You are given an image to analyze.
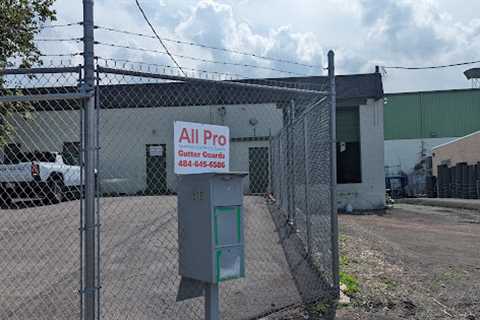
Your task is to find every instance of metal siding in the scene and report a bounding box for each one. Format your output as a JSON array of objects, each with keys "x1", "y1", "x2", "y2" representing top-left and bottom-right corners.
[
  {"x1": 384, "y1": 94, "x2": 421, "y2": 140},
  {"x1": 385, "y1": 90, "x2": 480, "y2": 140},
  {"x1": 421, "y1": 91, "x2": 480, "y2": 138}
]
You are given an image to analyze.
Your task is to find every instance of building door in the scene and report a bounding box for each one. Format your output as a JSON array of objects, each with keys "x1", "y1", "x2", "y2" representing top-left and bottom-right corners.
[
  {"x1": 146, "y1": 144, "x2": 167, "y2": 195},
  {"x1": 248, "y1": 147, "x2": 269, "y2": 193}
]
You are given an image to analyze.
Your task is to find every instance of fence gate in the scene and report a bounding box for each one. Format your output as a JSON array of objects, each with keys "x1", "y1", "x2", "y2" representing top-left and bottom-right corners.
[{"x1": 0, "y1": 66, "x2": 87, "y2": 319}]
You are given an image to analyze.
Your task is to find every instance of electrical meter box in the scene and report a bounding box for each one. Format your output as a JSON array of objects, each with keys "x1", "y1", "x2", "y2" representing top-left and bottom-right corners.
[{"x1": 178, "y1": 172, "x2": 247, "y2": 284}]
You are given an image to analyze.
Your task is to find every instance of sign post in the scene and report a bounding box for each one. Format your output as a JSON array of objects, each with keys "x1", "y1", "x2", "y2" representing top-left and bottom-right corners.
[{"x1": 175, "y1": 121, "x2": 246, "y2": 320}]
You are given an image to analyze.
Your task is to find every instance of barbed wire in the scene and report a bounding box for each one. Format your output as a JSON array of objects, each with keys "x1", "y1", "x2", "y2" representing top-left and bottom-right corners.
[
  {"x1": 39, "y1": 22, "x2": 83, "y2": 30},
  {"x1": 94, "y1": 41, "x2": 309, "y2": 76},
  {"x1": 95, "y1": 57, "x2": 327, "y2": 91},
  {"x1": 40, "y1": 53, "x2": 83, "y2": 57},
  {"x1": 94, "y1": 25, "x2": 323, "y2": 69},
  {"x1": 35, "y1": 37, "x2": 83, "y2": 42},
  {"x1": 96, "y1": 57, "x2": 249, "y2": 79}
]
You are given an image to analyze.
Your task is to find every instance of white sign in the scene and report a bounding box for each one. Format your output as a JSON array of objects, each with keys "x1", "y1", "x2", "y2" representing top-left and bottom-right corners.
[
  {"x1": 149, "y1": 145, "x2": 163, "y2": 157},
  {"x1": 174, "y1": 121, "x2": 229, "y2": 174}
]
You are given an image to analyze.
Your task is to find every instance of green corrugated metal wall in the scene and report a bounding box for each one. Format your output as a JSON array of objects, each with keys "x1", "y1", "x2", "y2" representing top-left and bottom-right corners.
[{"x1": 384, "y1": 89, "x2": 480, "y2": 140}]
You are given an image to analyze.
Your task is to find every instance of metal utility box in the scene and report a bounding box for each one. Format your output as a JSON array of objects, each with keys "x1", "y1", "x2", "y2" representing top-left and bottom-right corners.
[{"x1": 178, "y1": 172, "x2": 247, "y2": 284}]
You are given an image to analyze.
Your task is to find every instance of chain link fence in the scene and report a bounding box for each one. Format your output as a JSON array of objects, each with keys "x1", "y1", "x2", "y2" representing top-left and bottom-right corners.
[
  {"x1": 95, "y1": 60, "x2": 337, "y2": 319},
  {"x1": 1, "y1": 53, "x2": 337, "y2": 319},
  {"x1": 0, "y1": 66, "x2": 85, "y2": 319},
  {"x1": 269, "y1": 70, "x2": 338, "y2": 301}
]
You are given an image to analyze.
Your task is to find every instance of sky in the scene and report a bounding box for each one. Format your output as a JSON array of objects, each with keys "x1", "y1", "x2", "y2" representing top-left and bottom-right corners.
[{"x1": 37, "y1": 0, "x2": 480, "y2": 93}]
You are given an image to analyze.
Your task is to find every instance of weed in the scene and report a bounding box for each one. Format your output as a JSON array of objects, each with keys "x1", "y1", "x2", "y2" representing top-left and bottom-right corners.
[
  {"x1": 340, "y1": 255, "x2": 349, "y2": 267},
  {"x1": 340, "y1": 271, "x2": 360, "y2": 296},
  {"x1": 307, "y1": 300, "x2": 335, "y2": 317}
]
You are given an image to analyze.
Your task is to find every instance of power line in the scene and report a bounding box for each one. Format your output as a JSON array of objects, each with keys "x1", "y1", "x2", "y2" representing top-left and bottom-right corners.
[
  {"x1": 383, "y1": 60, "x2": 480, "y2": 70},
  {"x1": 94, "y1": 25, "x2": 323, "y2": 69},
  {"x1": 134, "y1": 0, "x2": 186, "y2": 76},
  {"x1": 95, "y1": 41, "x2": 308, "y2": 76}
]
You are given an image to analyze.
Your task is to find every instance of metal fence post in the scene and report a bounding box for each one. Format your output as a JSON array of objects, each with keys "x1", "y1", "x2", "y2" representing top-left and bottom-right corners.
[
  {"x1": 279, "y1": 136, "x2": 284, "y2": 208},
  {"x1": 79, "y1": 67, "x2": 85, "y2": 320},
  {"x1": 328, "y1": 50, "x2": 339, "y2": 293},
  {"x1": 268, "y1": 129, "x2": 273, "y2": 195},
  {"x1": 285, "y1": 110, "x2": 291, "y2": 222},
  {"x1": 303, "y1": 116, "x2": 311, "y2": 256},
  {"x1": 95, "y1": 65, "x2": 101, "y2": 320},
  {"x1": 82, "y1": 0, "x2": 97, "y2": 319},
  {"x1": 288, "y1": 100, "x2": 296, "y2": 227}
]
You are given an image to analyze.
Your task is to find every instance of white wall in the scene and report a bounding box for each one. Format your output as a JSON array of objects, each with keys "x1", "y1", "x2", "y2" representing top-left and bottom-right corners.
[
  {"x1": 384, "y1": 137, "x2": 456, "y2": 176},
  {"x1": 7, "y1": 99, "x2": 387, "y2": 210},
  {"x1": 9, "y1": 103, "x2": 282, "y2": 194},
  {"x1": 337, "y1": 98, "x2": 386, "y2": 210}
]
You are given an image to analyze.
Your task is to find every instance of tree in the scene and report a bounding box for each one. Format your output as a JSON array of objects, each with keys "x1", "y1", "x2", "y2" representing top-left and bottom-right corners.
[
  {"x1": 0, "y1": 0, "x2": 57, "y2": 69},
  {"x1": 0, "y1": 1, "x2": 57, "y2": 147}
]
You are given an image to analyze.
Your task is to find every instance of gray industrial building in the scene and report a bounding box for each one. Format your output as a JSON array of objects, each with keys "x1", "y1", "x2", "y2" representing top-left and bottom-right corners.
[{"x1": 3, "y1": 72, "x2": 385, "y2": 210}]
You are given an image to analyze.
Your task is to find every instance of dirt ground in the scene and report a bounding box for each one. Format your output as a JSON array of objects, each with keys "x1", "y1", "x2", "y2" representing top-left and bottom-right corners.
[
  {"x1": 337, "y1": 203, "x2": 480, "y2": 320},
  {"x1": 4, "y1": 197, "x2": 479, "y2": 319}
]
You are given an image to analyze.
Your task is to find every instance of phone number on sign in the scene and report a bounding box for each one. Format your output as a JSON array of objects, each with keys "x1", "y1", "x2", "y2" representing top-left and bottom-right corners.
[{"x1": 177, "y1": 160, "x2": 225, "y2": 168}]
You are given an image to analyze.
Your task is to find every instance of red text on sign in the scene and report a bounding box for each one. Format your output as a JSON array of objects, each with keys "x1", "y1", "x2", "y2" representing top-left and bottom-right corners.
[{"x1": 203, "y1": 129, "x2": 227, "y2": 146}]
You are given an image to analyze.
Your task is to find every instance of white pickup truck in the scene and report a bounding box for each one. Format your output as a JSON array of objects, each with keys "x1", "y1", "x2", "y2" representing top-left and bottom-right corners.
[{"x1": 0, "y1": 151, "x2": 81, "y2": 205}]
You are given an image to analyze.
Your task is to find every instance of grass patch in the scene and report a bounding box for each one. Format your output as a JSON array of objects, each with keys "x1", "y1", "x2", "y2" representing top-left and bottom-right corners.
[
  {"x1": 339, "y1": 234, "x2": 348, "y2": 243},
  {"x1": 431, "y1": 268, "x2": 464, "y2": 289},
  {"x1": 307, "y1": 302, "x2": 329, "y2": 315},
  {"x1": 306, "y1": 300, "x2": 336, "y2": 318},
  {"x1": 340, "y1": 271, "x2": 360, "y2": 296},
  {"x1": 340, "y1": 255, "x2": 349, "y2": 267}
]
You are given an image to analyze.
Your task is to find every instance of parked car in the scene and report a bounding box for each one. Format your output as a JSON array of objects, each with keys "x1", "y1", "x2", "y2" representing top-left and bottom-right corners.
[{"x1": 0, "y1": 151, "x2": 81, "y2": 205}]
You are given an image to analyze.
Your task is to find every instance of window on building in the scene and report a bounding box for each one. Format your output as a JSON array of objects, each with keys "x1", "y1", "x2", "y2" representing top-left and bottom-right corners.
[
  {"x1": 336, "y1": 107, "x2": 361, "y2": 183},
  {"x1": 63, "y1": 142, "x2": 80, "y2": 165}
]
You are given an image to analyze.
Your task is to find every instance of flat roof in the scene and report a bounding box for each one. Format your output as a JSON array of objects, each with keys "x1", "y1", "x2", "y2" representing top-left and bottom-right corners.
[
  {"x1": 386, "y1": 87, "x2": 479, "y2": 96},
  {"x1": 432, "y1": 130, "x2": 480, "y2": 150},
  {"x1": 464, "y1": 68, "x2": 480, "y2": 80}
]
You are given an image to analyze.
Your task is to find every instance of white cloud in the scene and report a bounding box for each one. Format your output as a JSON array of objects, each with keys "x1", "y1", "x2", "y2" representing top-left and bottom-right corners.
[
  {"x1": 35, "y1": 0, "x2": 480, "y2": 91},
  {"x1": 174, "y1": 0, "x2": 325, "y2": 77}
]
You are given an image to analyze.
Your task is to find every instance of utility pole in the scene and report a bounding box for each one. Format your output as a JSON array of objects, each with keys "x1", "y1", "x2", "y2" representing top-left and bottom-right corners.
[{"x1": 82, "y1": 0, "x2": 97, "y2": 319}]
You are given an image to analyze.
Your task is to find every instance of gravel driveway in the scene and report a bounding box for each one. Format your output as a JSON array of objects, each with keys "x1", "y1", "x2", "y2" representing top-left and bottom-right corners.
[{"x1": 0, "y1": 196, "x2": 304, "y2": 320}]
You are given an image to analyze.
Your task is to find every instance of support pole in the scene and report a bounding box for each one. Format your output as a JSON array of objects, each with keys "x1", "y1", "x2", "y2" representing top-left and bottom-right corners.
[
  {"x1": 205, "y1": 283, "x2": 219, "y2": 320},
  {"x1": 303, "y1": 117, "x2": 311, "y2": 256},
  {"x1": 290, "y1": 100, "x2": 296, "y2": 227},
  {"x1": 288, "y1": 100, "x2": 296, "y2": 228},
  {"x1": 328, "y1": 50, "x2": 339, "y2": 295},
  {"x1": 82, "y1": 0, "x2": 97, "y2": 319}
]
